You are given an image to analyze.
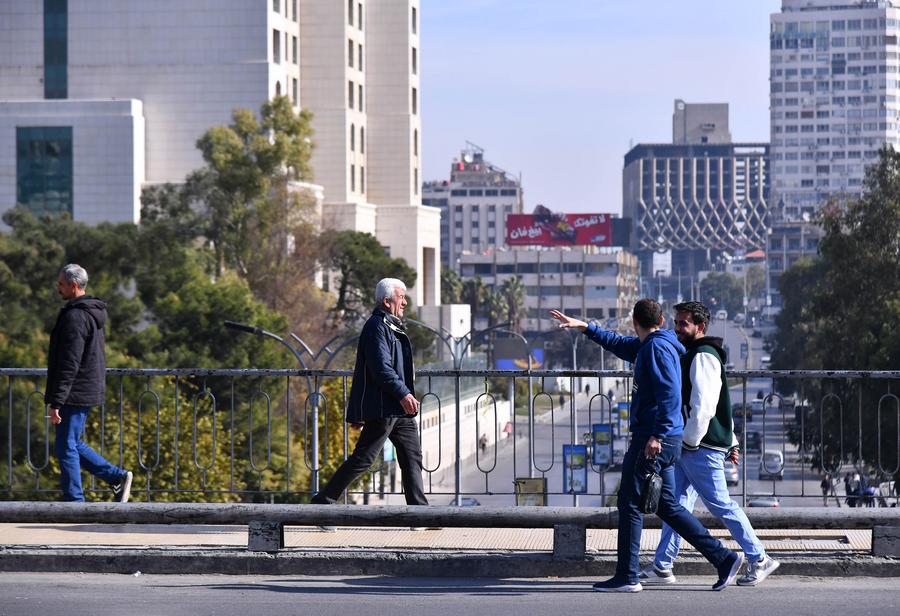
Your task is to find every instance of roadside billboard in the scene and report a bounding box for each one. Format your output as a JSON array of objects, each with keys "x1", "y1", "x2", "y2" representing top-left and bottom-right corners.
[{"x1": 506, "y1": 212, "x2": 612, "y2": 246}]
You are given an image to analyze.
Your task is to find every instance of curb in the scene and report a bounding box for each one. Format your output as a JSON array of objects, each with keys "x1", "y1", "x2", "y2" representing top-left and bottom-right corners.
[{"x1": 1, "y1": 547, "x2": 898, "y2": 577}]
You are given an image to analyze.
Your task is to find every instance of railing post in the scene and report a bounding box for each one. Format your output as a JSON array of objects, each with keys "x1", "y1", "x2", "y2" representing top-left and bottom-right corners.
[{"x1": 552, "y1": 523, "x2": 586, "y2": 560}]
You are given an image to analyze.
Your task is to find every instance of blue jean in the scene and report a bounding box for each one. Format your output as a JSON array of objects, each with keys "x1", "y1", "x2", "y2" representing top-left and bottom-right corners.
[
  {"x1": 54, "y1": 405, "x2": 126, "y2": 502},
  {"x1": 654, "y1": 447, "x2": 766, "y2": 569},
  {"x1": 615, "y1": 435, "x2": 732, "y2": 584}
]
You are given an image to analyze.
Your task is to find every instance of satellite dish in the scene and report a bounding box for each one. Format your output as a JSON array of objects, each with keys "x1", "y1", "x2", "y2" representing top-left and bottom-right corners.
[{"x1": 463, "y1": 153, "x2": 474, "y2": 163}]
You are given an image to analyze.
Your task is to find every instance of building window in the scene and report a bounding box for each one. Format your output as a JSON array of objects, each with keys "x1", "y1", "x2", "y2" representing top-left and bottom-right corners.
[
  {"x1": 348, "y1": 38, "x2": 354, "y2": 67},
  {"x1": 414, "y1": 168, "x2": 419, "y2": 195},
  {"x1": 361, "y1": 166, "x2": 365, "y2": 193},
  {"x1": 292, "y1": 0, "x2": 297, "y2": 22},
  {"x1": 412, "y1": 6, "x2": 417, "y2": 34},
  {"x1": 351, "y1": 164, "x2": 356, "y2": 192},
  {"x1": 275, "y1": 81, "x2": 281, "y2": 96},
  {"x1": 44, "y1": 0, "x2": 68, "y2": 99},
  {"x1": 16, "y1": 126, "x2": 73, "y2": 216},
  {"x1": 360, "y1": 126, "x2": 365, "y2": 154},
  {"x1": 414, "y1": 129, "x2": 418, "y2": 156},
  {"x1": 273, "y1": 0, "x2": 279, "y2": 12},
  {"x1": 358, "y1": 2, "x2": 363, "y2": 29},
  {"x1": 359, "y1": 43, "x2": 363, "y2": 71},
  {"x1": 292, "y1": 36, "x2": 298, "y2": 64},
  {"x1": 273, "y1": 29, "x2": 280, "y2": 63},
  {"x1": 348, "y1": 0, "x2": 353, "y2": 25},
  {"x1": 412, "y1": 87, "x2": 417, "y2": 114},
  {"x1": 348, "y1": 80, "x2": 354, "y2": 108},
  {"x1": 292, "y1": 78, "x2": 298, "y2": 103},
  {"x1": 412, "y1": 47, "x2": 417, "y2": 74},
  {"x1": 358, "y1": 84, "x2": 363, "y2": 111},
  {"x1": 350, "y1": 124, "x2": 355, "y2": 151}
]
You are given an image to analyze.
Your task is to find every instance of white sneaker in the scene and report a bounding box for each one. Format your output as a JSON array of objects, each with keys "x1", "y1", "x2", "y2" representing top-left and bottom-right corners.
[
  {"x1": 638, "y1": 565, "x2": 677, "y2": 585},
  {"x1": 737, "y1": 556, "x2": 780, "y2": 586}
]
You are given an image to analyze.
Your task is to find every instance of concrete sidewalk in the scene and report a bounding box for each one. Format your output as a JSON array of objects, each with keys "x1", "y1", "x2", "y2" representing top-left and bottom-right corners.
[{"x1": 1, "y1": 522, "x2": 895, "y2": 578}]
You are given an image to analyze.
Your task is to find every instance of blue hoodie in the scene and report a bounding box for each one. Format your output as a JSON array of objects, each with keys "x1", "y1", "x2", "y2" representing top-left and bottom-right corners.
[{"x1": 583, "y1": 324, "x2": 686, "y2": 439}]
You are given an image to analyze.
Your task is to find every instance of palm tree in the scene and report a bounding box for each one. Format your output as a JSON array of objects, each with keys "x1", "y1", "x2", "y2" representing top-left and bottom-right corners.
[
  {"x1": 441, "y1": 268, "x2": 463, "y2": 304},
  {"x1": 501, "y1": 276, "x2": 526, "y2": 333},
  {"x1": 460, "y1": 276, "x2": 486, "y2": 320}
]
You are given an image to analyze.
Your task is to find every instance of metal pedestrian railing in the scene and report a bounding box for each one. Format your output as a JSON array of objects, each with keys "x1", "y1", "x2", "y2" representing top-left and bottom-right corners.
[{"x1": 2, "y1": 368, "x2": 899, "y2": 507}]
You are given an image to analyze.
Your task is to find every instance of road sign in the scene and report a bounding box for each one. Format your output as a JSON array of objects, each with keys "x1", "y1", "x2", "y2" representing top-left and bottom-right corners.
[
  {"x1": 562, "y1": 444, "x2": 588, "y2": 494},
  {"x1": 740, "y1": 342, "x2": 749, "y2": 360},
  {"x1": 592, "y1": 423, "x2": 613, "y2": 466}
]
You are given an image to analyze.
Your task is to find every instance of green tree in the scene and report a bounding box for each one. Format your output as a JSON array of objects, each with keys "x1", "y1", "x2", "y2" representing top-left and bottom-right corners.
[
  {"x1": 773, "y1": 146, "x2": 900, "y2": 478},
  {"x1": 500, "y1": 276, "x2": 526, "y2": 333},
  {"x1": 189, "y1": 95, "x2": 314, "y2": 277},
  {"x1": 745, "y1": 264, "x2": 766, "y2": 300},
  {"x1": 441, "y1": 268, "x2": 463, "y2": 304},
  {"x1": 323, "y1": 230, "x2": 417, "y2": 328},
  {"x1": 699, "y1": 271, "x2": 743, "y2": 315},
  {"x1": 460, "y1": 276, "x2": 487, "y2": 321}
]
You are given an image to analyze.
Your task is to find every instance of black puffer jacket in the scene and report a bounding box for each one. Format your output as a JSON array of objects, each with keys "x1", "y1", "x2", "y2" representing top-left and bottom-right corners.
[{"x1": 45, "y1": 296, "x2": 107, "y2": 407}]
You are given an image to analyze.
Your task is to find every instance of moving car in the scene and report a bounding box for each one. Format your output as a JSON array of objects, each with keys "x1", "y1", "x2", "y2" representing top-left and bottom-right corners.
[
  {"x1": 751, "y1": 329, "x2": 763, "y2": 338},
  {"x1": 759, "y1": 450, "x2": 784, "y2": 480},
  {"x1": 715, "y1": 309, "x2": 728, "y2": 321},
  {"x1": 747, "y1": 495, "x2": 780, "y2": 507},
  {"x1": 745, "y1": 431, "x2": 762, "y2": 453},
  {"x1": 449, "y1": 496, "x2": 481, "y2": 507}
]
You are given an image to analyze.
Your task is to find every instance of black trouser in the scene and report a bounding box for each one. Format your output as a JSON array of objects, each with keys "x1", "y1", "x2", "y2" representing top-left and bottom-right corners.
[{"x1": 313, "y1": 417, "x2": 428, "y2": 505}]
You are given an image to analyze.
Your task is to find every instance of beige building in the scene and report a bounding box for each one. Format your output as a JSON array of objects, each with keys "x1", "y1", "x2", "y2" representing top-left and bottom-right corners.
[
  {"x1": 0, "y1": 0, "x2": 439, "y2": 305},
  {"x1": 305, "y1": 0, "x2": 439, "y2": 306},
  {"x1": 458, "y1": 246, "x2": 640, "y2": 334}
]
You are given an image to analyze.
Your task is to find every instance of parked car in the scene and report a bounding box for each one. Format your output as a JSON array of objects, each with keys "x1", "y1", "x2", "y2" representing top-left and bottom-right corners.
[
  {"x1": 751, "y1": 329, "x2": 763, "y2": 338},
  {"x1": 733, "y1": 402, "x2": 753, "y2": 422},
  {"x1": 745, "y1": 431, "x2": 762, "y2": 453},
  {"x1": 715, "y1": 309, "x2": 728, "y2": 321},
  {"x1": 733, "y1": 415, "x2": 744, "y2": 436},
  {"x1": 759, "y1": 450, "x2": 784, "y2": 480},
  {"x1": 747, "y1": 495, "x2": 780, "y2": 507},
  {"x1": 725, "y1": 462, "x2": 740, "y2": 486},
  {"x1": 751, "y1": 398, "x2": 765, "y2": 416},
  {"x1": 449, "y1": 497, "x2": 481, "y2": 507},
  {"x1": 760, "y1": 355, "x2": 771, "y2": 368}
]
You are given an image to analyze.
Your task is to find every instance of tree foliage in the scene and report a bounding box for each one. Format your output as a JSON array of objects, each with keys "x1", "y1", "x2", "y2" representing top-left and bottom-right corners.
[{"x1": 772, "y1": 146, "x2": 900, "y2": 480}]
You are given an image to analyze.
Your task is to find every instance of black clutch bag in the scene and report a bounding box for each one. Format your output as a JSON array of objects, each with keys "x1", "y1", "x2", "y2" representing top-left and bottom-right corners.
[{"x1": 639, "y1": 470, "x2": 663, "y2": 514}]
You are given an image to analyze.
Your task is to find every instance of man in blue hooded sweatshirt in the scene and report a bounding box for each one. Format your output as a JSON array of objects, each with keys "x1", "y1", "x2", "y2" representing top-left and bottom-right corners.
[{"x1": 550, "y1": 299, "x2": 743, "y2": 593}]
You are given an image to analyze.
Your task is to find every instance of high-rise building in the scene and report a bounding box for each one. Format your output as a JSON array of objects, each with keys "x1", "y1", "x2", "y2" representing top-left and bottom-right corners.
[
  {"x1": 767, "y1": 0, "x2": 900, "y2": 306},
  {"x1": 623, "y1": 100, "x2": 770, "y2": 291},
  {"x1": 423, "y1": 144, "x2": 524, "y2": 270},
  {"x1": 0, "y1": 0, "x2": 439, "y2": 305},
  {"x1": 770, "y1": 0, "x2": 900, "y2": 221}
]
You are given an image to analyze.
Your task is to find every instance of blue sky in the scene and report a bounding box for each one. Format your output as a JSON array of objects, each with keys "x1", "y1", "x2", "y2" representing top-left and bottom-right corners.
[{"x1": 421, "y1": 0, "x2": 782, "y2": 214}]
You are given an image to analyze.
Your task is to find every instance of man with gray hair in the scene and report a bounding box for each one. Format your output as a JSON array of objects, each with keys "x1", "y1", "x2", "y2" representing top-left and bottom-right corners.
[
  {"x1": 46, "y1": 264, "x2": 132, "y2": 502},
  {"x1": 311, "y1": 278, "x2": 429, "y2": 521}
]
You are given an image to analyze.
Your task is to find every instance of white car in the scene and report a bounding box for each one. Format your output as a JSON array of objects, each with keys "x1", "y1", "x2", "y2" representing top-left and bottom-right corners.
[
  {"x1": 715, "y1": 309, "x2": 728, "y2": 321},
  {"x1": 759, "y1": 450, "x2": 784, "y2": 480}
]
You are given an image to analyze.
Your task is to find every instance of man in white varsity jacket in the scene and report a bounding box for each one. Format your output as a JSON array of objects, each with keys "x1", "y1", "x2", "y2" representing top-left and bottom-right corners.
[{"x1": 640, "y1": 301, "x2": 780, "y2": 587}]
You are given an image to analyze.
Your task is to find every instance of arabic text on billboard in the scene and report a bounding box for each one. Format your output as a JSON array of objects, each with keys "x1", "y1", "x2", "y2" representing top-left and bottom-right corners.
[{"x1": 506, "y1": 213, "x2": 612, "y2": 246}]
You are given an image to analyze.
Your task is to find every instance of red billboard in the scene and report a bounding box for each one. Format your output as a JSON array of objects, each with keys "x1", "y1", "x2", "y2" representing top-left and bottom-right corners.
[{"x1": 505, "y1": 212, "x2": 613, "y2": 246}]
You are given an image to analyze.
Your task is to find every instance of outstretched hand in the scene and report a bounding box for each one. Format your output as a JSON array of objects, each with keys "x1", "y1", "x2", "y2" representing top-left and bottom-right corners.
[{"x1": 549, "y1": 310, "x2": 587, "y2": 332}]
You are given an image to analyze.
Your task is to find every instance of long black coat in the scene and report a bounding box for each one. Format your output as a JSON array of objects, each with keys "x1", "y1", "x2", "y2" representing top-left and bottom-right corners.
[
  {"x1": 346, "y1": 309, "x2": 416, "y2": 423},
  {"x1": 45, "y1": 296, "x2": 107, "y2": 408}
]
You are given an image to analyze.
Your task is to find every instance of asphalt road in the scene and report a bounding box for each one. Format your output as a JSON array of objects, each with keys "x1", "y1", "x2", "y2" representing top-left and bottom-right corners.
[{"x1": 1, "y1": 573, "x2": 897, "y2": 616}]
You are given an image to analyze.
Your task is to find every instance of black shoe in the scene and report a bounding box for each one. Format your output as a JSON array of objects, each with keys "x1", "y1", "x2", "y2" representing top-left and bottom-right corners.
[
  {"x1": 112, "y1": 471, "x2": 133, "y2": 503},
  {"x1": 592, "y1": 577, "x2": 642, "y2": 593},
  {"x1": 713, "y1": 552, "x2": 744, "y2": 591}
]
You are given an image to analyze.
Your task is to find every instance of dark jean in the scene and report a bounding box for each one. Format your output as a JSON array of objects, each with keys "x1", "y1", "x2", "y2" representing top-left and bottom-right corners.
[
  {"x1": 615, "y1": 435, "x2": 732, "y2": 584},
  {"x1": 313, "y1": 417, "x2": 428, "y2": 505},
  {"x1": 54, "y1": 405, "x2": 127, "y2": 502}
]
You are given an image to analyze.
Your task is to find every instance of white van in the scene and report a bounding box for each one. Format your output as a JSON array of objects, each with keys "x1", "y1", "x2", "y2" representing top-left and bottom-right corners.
[
  {"x1": 715, "y1": 309, "x2": 728, "y2": 321},
  {"x1": 759, "y1": 450, "x2": 784, "y2": 480}
]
